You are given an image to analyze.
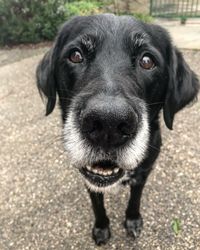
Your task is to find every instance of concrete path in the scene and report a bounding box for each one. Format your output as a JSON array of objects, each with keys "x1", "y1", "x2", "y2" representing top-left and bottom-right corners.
[{"x1": 155, "y1": 18, "x2": 200, "y2": 50}]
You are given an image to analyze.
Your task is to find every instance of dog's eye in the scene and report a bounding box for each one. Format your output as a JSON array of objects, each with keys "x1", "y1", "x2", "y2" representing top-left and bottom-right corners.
[
  {"x1": 140, "y1": 55, "x2": 155, "y2": 70},
  {"x1": 69, "y1": 50, "x2": 83, "y2": 63}
]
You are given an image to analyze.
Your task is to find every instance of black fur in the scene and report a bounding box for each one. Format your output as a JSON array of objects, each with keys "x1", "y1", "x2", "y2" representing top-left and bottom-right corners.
[{"x1": 36, "y1": 14, "x2": 199, "y2": 245}]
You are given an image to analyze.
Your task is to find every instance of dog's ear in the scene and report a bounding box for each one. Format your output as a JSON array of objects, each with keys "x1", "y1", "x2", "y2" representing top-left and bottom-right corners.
[
  {"x1": 36, "y1": 16, "x2": 86, "y2": 116},
  {"x1": 36, "y1": 45, "x2": 57, "y2": 116},
  {"x1": 163, "y1": 48, "x2": 199, "y2": 129}
]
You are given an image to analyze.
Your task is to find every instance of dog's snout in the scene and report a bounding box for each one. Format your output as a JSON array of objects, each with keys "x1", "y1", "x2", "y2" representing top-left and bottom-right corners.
[{"x1": 80, "y1": 98, "x2": 138, "y2": 149}]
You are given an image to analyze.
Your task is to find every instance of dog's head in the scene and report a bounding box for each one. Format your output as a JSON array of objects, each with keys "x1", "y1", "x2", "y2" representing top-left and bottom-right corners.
[{"x1": 37, "y1": 14, "x2": 199, "y2": 192}]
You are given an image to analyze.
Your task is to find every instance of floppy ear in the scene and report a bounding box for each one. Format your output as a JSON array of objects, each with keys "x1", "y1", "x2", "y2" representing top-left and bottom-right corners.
[
  {"x1": 36, "y1": 46, "x2": 57, "y2": 116},
  {"x1": 163, "y1": 48, "x2": 199, "y2": 129}
]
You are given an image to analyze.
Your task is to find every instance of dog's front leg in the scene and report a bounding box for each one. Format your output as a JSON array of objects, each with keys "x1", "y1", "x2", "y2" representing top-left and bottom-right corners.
[
  {"x1": 124, "y1": 126, "x2": 161, "y2": 239},
  {"x1": 87, "y1": 190, "x2": 111, "y2": 245},
  {"x1": 124, "y1": 180, "x2": 147, "y2": 239}
]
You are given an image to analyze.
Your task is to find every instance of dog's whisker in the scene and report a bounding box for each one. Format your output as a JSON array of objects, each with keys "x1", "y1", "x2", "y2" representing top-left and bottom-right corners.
[
  {"x1": 43, "y1": 136, "x2": 64, "y2": 147},
  {"x1": 147, "y1": 102, "x2": 165, "y2": 106},
  {"x1": 40, "y1": 95, "x2": 73, "y2": 101},
  {"x1": 149, "y1": 144, "x2": 160, "y2": 152},
  {"x1": 31, "y1": 136, "x2": 66, "y2": 163}
]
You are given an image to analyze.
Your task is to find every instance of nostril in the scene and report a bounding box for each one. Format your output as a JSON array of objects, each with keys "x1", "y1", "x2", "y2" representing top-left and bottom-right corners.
[
  {"x1": 118, "y1": 122, "x2": 133, "y2": 136},
  {"x1": 81, "y1": 113, "x2": 103, "y2": 134},
  {"x1": 117, "y1": 112, "x2": 138, "y2": 136},
  {"x1": 117, "y1": 122, "x2": 137, "y2": 136},
  {"x1": 92, "y1": 120, "x2": 103, "y2": 132}
]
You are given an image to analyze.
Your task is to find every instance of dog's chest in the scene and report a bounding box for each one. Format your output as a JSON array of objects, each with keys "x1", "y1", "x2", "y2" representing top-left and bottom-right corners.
[{"x1": 121, "y1": 170, "x2": 138, "y2": 186}]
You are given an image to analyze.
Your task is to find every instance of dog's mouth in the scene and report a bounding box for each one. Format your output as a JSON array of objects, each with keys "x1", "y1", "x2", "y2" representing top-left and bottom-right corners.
[{"x1": 79, "y1": 160, "x2": 124, "y2": 187}]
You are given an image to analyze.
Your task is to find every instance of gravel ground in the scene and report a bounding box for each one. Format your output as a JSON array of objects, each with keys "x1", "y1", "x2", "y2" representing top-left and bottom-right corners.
[
  {"x1": 0, "y1": 48, "x2": 199, "y2": 250},
  {"x1": 0, "y1": 44, "x2": 50, "y2": 67}
]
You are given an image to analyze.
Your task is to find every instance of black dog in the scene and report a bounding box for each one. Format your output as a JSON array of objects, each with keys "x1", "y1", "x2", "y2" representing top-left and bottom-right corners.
[{"x1": 36, "y1": 14, "x2": 199, "y2": 245}]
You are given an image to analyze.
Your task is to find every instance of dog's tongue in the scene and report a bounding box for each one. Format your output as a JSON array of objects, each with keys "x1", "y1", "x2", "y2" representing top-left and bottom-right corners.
[
  {"x1": 93, "y1": 165, "x2": 115, "y2": 170},
  {"x1": 92, "y1": 161, "x2": 117, "y2": 170}
]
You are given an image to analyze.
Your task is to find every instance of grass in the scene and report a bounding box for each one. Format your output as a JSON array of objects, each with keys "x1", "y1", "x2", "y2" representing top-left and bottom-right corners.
[
  {"x1": 65, "y1": 0, "x2": 103, "y2": 17},
  {"x1": 171, "y1": 218, "x2": 181, "y2": 235},
  {"x1": 65, "y1": 1, "x2": 153, "y2": 23}
]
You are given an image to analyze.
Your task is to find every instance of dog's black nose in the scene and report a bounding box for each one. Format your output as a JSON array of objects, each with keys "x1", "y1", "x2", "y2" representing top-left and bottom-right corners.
[{"x1": 80, "y1": 98, "x2": 138, "y2": 149}]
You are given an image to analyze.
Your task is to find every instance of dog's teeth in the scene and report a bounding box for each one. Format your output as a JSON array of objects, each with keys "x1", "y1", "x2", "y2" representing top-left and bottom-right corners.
[
  {"x1": 107, "y1": 170, "x2": 112, "y2": 175},
  {"x1": 86, "y1": 165, "x2": 91, "y2": 171},
  {"x1": 102, "y1": 171, "x2": 107, "y2": 176},
  {"x1": 114, "y1": 168, "x2": 119, "y2": 174},
  {"x1": 87, "y1": 166, "x2": 120, "y2": 176},
  {"x1": 93, "y1": 169, "x2": 98, "y2": 174},
  {"x1": 98, "y1": 170, "x2": 103, "y2": 175}
]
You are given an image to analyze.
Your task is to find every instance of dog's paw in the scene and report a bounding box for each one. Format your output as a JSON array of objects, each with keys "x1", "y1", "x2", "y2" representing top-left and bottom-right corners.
[
  {"x1": 92, "y1": 226, "x2": 111, "y2": 246},
  {"x1": 124, "y1": 216, "x2": 143, "y2": 239}
]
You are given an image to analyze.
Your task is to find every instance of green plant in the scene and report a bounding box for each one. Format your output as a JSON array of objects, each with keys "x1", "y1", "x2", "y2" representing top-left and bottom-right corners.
[
  {"x1": 65, "y1": 0, "x2": 103, "y2": 17},
  {"x1": 0, "y1": 0, "x2": 153, "y2": 46},
  {"x1": 0, "y1": 0, "x2": 67, "y2": 45},
  {"x1": 131, "y1": 13, "x2": 154, "y2": 23},
  {"x1": 117, "y1": 12, "x2": 153, "y2": 23},
  {"x1": 180, "y1": 16, "x2": 187, "y2": 25},
  {"x1": 171, "y1": 218, "x2": 181, "y2": 235}
]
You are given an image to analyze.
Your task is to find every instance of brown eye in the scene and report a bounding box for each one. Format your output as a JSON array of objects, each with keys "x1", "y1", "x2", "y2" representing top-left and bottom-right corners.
[
  {"x1": 140, "y1": 55, "x2": 155, "y2": 70},
  {"x1": 69, "y1": 50, "x2": 83, "y2": 63}
]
